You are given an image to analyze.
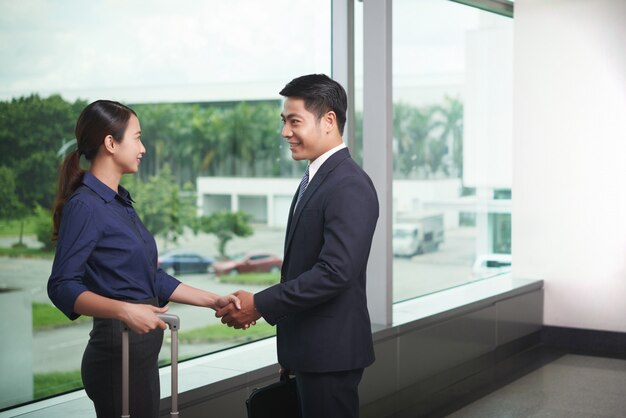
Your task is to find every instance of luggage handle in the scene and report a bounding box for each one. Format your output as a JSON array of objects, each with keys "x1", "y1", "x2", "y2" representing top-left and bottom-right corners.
[{"x1": 121, "y1": 313, "x2": 180, "y2": 418}]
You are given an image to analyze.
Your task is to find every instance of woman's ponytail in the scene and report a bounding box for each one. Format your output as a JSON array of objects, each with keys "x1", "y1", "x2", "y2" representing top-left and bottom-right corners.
[{"x1": 52, "y1": 149, "x2": 85, "y2": 241}]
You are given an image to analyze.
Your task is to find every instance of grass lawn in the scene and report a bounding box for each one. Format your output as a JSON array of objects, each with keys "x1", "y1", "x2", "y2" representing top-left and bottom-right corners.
[
  {"x1": 179, "y1": 321, "x2": 275, "y2": 344},
  {"x1": 33, "y1": 303, "x2": 277, "y2": 340},
  {"x1": 34, "y1": 370, "x2": 83, "y2": 399},
  {"x1": 34, "y1": 301, "x2": 276, "y2": 342},
  {"x1": 32, "y1": 302, "x2": 90, "y2": 330},
  {"x1": 216, "y1": 272, "x2": 280, "y2": 285}
]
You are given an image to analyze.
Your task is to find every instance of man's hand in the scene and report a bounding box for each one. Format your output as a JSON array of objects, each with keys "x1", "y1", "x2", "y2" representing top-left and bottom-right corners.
[{"x1": 215, "y1": 290, "x2": 261, "y2": 329}]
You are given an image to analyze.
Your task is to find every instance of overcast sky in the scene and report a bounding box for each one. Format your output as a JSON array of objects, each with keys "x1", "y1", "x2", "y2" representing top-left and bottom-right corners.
[
  {"x1": 0, "y1": 0, "x2": 331, "y2": 102},
  {"x1": 0, "y1": 0, "x2": 499, "y2": 104}
]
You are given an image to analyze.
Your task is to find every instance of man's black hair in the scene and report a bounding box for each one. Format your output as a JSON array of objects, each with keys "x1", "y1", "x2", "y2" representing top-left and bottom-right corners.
[{"x1": 279, "y1": 74, "x2": 347, "y2": 135}]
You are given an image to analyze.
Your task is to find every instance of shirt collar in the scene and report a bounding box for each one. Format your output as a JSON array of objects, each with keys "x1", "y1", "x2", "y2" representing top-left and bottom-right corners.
[
  {"x1": 308, "y1": 142, "x2": 347, "y2": 183},
  {"x1": 83, "y1": 171, "x2": 133, "y2": 204}
]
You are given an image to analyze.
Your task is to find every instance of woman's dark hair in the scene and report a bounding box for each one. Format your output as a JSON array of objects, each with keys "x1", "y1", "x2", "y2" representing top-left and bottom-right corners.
[
  {"x1": 279, "y1": 74, "x2": 348, "y2": 135},
  {"x1": 52, "y1": 100, "x2": 137, "y2": 240}
]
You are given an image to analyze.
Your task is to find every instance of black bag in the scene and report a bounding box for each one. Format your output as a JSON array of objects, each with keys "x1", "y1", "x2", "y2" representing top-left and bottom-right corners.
[{"x1": 246, "y1": 374, "x2": 301, "y2": 418}]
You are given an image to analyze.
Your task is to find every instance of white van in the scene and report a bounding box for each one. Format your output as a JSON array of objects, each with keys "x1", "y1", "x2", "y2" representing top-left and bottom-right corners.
[{"x1": 392, "y1": 214, "x2": 444, "y2": 257}]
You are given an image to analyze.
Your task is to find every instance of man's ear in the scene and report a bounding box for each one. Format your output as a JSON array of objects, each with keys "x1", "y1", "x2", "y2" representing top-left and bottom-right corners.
[
  {"x1": 103, "y1": 135, "x2": 116, "y2": 154},
  {"x1": 323, "y1": 111, "x2": 337, "y2": 133}
]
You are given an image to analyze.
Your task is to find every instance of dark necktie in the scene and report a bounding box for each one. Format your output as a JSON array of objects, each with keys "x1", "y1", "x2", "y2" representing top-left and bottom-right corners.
[{"x1": 295, "y1": 166, "x2": 310, "y2": 209}]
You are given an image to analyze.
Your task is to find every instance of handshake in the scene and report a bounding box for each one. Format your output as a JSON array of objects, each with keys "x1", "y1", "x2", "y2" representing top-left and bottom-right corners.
[{"x1": 216, "y1": 290, "x2": 261, "y2": 329}]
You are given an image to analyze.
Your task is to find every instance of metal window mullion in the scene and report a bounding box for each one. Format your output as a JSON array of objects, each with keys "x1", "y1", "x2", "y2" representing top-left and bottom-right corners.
[
  {"x1": 363, "y1": 0, "x2": 393, "y2": 326},
  {"x1": 331, "y1": 0, "x2": 355, "y2": 149}
]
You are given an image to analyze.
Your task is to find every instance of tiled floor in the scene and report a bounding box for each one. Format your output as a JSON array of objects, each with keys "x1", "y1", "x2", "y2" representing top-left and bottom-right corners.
[{"x1": 445, "y1": 355, "x2": 626, "y2": 418}]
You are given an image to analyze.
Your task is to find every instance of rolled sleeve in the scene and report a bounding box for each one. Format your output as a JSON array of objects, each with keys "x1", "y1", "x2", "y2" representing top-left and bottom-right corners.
[
  {"x1": 155, "y1": 269, "x2": 181, "y2": 306},
  {"x1": 47, "y1": 199, "x2": 99, "y2": 320}
]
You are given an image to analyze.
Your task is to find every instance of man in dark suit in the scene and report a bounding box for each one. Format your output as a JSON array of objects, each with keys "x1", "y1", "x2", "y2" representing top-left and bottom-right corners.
[{"x1": 216, "y1": 74, "x2": 379, "y2": 418}]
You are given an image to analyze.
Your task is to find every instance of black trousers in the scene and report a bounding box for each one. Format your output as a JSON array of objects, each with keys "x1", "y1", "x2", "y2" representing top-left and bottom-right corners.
[
  {"x1": 81, "y1": 300, "x2": 163, "y2": 418},
  {"x1": 295, "y1": 369, "x2": 364, "y2": 418}
]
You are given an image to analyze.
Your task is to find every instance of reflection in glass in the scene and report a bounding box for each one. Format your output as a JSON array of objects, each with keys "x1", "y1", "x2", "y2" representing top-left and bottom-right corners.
[{"x1": 389, "y1": 0, "x2": 513, "y2": 302}]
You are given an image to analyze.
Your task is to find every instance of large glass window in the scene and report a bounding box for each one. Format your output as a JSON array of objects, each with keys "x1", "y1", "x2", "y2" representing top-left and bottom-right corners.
[
  {"x1": 389, "y1": 0, "x2": 513, "y2": 302},
  {"x1": 0, "y1": 0, "x2": 330, "y2": 409}
]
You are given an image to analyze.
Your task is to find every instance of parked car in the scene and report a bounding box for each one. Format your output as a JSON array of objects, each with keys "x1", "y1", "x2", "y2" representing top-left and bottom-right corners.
[
  {"x1": 472, "y1": 253, "x2": 512, "y2": 278},
  {"x1": 158, "y1": 250, "x2": 215, "y2": 275},
  {"x1": 212, "y1": 252, "x2": 282, "y2": 276}
]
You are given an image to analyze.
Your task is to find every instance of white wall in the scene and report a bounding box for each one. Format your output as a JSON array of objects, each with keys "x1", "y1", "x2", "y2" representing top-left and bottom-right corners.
[
  {"x1": 513, "y1": 0, "x2": 626, "y2": 331},
  {"x1": 197, "y1": 177, "x2": 298, "y2": 227}
]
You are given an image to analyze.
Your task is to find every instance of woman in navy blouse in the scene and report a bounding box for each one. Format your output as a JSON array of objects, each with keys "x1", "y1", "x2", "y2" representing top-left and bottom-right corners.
[{"x1": 48, "y1": 100, "x2": 240, "y2": 418}]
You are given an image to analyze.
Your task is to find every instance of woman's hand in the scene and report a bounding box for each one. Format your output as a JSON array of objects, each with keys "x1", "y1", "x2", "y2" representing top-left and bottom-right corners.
[
  {"x1": 121, "y1": 303, "x2": 169, "y2": 334},
  {"x1": 215, "y1": 293, "x2": 242, "y2": 310},
  {"x1": 73, "y1": 291, "x2": 169, "y2": 334}
]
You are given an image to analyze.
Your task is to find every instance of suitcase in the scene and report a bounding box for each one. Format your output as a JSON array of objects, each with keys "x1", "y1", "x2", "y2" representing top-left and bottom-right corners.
[
  {"x1": 246, "y1": 374, "x2": 300, "y2": 418},
  {"x1": 121, "y1": 313, "x2": 180, "y2": 418}
]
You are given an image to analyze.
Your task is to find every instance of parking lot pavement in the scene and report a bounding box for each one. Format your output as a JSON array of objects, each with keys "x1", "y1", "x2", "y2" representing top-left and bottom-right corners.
[
  {"x1": 0, "y1": 256, "x2": 52, "y2": 303},
  {"x1": 1, "y1": 226, "x2": 479, "y2": 304},
  {"x1": 393, "y1": 226, "x2": 477, "y2": 300},
  {"x1": 154, "y1": 225, "x2": 286, "y2": 261}
]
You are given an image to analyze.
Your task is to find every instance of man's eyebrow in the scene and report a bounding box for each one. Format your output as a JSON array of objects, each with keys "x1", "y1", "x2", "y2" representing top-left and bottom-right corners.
[{"x1": 281, "y1": 112, "x2": 302, "y2": 120}]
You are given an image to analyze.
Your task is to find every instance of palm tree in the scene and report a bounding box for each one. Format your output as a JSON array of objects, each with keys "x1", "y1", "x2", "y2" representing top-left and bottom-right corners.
[
  {"x1": 432, "y1": 96, "x2": 464, "y2": 178},
  {"x1": 393, "y1": 102, "x2": 437, "y2": 179}
]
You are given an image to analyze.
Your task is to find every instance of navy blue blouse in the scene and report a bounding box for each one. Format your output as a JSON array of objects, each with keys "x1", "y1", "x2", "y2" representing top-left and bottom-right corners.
[{"x1": 48, "y1": 172, "x2": 180, "y2": 320}]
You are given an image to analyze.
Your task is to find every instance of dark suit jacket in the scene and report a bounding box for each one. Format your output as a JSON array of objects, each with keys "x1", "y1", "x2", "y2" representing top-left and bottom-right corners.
[{"x1": 255, "y1": 148, "x2": 379, "y2": 373}]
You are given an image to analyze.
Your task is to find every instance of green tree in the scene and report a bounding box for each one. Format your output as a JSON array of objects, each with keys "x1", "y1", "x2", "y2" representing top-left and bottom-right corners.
[
  {"x1": 122, "y1": 165, "x2": 198, "y2": 249},
  {"x1": 393, "y1": 102, "x2": 437, "y2": 178},
  {"x1": 433, "y1": 96, "x2": 464, "y2": 178},
  {"x1": 199, "y1": 211, "x2": 253, "y2": 259},
  {"x1": 33, "y1": 205, "x2": 54, "y2": 251},
  {"x1": 132, "y1": 103, "x2": 199, "y2": 183},
  {"x1": 0, "y1": 165, "x2": 28, "y2": 246},
  {"x1": 0, "y1": 166, "x2": 23, "y2": 220},
  {"x1": 426, "y1": 135, "x2": 449, "y2": 176},
  {"x1": 229, "y1": 101, "x2": 283, "y2": 176},
  {"x1": 187, "y1": 105, "x2": 232, "y2": 178},
  {"x1": 134, "y1": 101, "x2": 289, "y2": 181},
  {"x1": 0, "y1": 95, "x2": 85, "y2": 246},
  {"x1": 0, "y1": 95, "x2": 85, "y2": 210},
  {"x1": 195, "y1": 102, "x2": 284, "y2": 177}
]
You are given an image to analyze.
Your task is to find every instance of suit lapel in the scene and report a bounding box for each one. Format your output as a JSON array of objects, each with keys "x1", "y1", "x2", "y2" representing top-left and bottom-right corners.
[{"x1": 284, "y1": 148, "x2": 351, "y2": 255}]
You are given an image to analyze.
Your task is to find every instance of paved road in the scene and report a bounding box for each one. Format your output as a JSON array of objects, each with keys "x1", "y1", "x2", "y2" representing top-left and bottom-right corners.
[{"x1": 1, "y1": 225, "x2": 479, "y2": 373}]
